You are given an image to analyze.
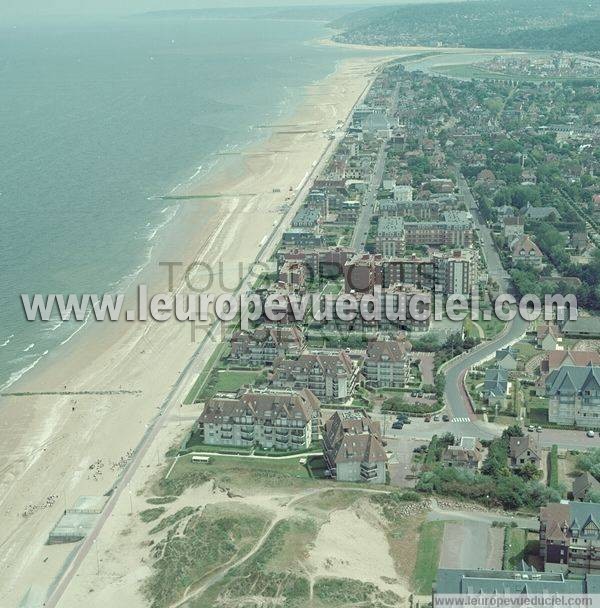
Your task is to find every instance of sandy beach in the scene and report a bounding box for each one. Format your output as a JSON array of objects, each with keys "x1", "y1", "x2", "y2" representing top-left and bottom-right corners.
[{"x1": 0, "y1": 53, "x2": 397, "y2": 607}]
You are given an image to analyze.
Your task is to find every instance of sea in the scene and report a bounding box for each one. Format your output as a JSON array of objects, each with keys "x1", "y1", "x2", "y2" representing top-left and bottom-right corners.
[{"x1": 0, "y1": 15, "x2": 359, "y2": 391}]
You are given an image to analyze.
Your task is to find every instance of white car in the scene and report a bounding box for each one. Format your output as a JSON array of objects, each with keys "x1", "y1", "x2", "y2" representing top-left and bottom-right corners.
[{"x1": 587, "y1": 430, "x2": 596, "y2": 438}]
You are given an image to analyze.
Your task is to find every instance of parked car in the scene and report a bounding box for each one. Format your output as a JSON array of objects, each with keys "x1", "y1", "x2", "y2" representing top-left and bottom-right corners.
[
  {"x1": 587, "y1": 430, "x2": 596, "y2": 438},
  {"x1": 392, "y1": 421, "x2": 404, "y2": 430},
  {"x1": 433, "y1": 415, "x2": 440, "y2": 421},
  {"x1": 424, "y1": 416, "x2": 431, "y2": 422},
  {"x1": 528, "y1": 425, "x2": 535, "y2": 432},
  {"x1": 442, "y1": 414, "x2": 450, "y2": 422},
  {"x1": 536, "y1": 426, "x2": 542, "y2": 433}
]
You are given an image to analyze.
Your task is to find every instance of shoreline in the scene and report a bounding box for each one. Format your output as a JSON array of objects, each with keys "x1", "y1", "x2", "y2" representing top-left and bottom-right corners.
[
  {"x1": 0, "y1": 62, "x2": 301, "y2": 396},
  {"x1": 0, "y1": 53, "x2": 396, "y2": 607}
]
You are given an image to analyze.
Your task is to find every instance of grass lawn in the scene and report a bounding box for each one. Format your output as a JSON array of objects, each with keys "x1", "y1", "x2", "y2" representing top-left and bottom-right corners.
[
  {"x1": 503, "y1": 527, "x2": 528, "y2": 570},
  {"x1": 478, "y1": 317, "x2": 506, "y2": 340},
  {"x1": 412, "y1": 521, "x2": 444, "y2": 594},
  {"x1": 526, "y1": 396, "x2": 549, "y2": 426},
  {"x1": 183, "y1": 341, "x2": 230, "y2": 404},
  {"x1": 212, "y1": 369, "x2": 260, "y2": 392},
  {"x1": 154, "y1": 453, "x2": 320, "y2": 497},
  {"x1": 464, "y1": 318, "x2": 484, "y2": 341},
  {"x1": 514, "y1": 341, "x2": 538, "y2": 364}
]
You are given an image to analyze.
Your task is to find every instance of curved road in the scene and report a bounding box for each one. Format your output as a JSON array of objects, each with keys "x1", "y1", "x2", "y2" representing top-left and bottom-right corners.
[
  {"x1": 444, "y1": 315, "x2": 529, "y2": 421},
  {"x1": 443, "y1": 172, "x2": 529, "y2": 426}
]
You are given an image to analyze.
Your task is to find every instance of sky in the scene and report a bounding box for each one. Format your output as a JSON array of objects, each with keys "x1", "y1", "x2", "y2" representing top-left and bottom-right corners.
[{"x1": 1, "y1": 0, "x2": 454, "y2": 21}]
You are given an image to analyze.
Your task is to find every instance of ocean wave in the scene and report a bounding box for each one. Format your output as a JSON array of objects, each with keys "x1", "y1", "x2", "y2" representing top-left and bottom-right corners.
[
  {"x1": 23, "y1": 343, "x2": 35, "y2": 353},
  {"x1": 0, "y1": 350, "x2": 49, "y2": 393},
  {"x1": 0, "y1": 334, "x2": 14, "y2": 348},
  {"x1": 59, "y1": 309, "x2": 92, "y2": 346},
  {"x1": 43, "y1": 318, "x2": 64, "y2": 333}
]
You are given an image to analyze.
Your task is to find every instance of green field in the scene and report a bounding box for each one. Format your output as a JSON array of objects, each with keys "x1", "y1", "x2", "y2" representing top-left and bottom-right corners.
[
  {"x1": 154, "y1": 453, "x2": 320, "y2": 497},
  {"x1": 503, "y1": 527, "x2": 528, "y2": 570},
  {"x1": 477, "y1": 316, "x2": 506, "y2": 340},
  {"x1": 212, "y1": 369, "x2": 261, "y2": 392},
  {"x1": 412, "y1": 521, "x2": 445, "y2": 594}
]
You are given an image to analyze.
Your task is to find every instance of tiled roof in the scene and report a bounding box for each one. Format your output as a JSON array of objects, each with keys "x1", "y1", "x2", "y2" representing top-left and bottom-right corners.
[
  {"x1": 324, "y1": 411, "x2": 387, "y2": 465},
  {"x1": 199, "y1": 389, "x2": 320, "y2": 425},
  {"x1": 546, "y1": 364, "x2": 600, "y2": 396},
  {"x1": 273, "y1": 351, "x2": 355, "y2": 378},
  {"x1": 542, "y1": 350, "x2": 600, "y2": 373},
  {"x1": 365, "y1": 336, "x2": 412, "y2": 364},
  {"x1": 509, "y1": 436, "x2": 540, "y2": 461}
]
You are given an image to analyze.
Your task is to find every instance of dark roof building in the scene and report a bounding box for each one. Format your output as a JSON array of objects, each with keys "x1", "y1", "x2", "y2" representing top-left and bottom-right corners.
[
  {"x1": 434, "y1": 568, "x2": 600, "y2": 595},
  {"x1": 573, "y1": 473, "x2": 600, "y2": 502},
  {"x1": 323, "y1": 410, "x2": 388, "y2": 484}
]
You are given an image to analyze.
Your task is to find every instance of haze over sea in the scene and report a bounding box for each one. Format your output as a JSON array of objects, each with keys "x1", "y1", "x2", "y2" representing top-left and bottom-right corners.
[{"x1": 0, "y1": 15, "x2": 355, "y2": 391}]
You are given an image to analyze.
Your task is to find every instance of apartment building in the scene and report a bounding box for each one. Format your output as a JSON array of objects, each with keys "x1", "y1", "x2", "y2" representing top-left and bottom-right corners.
[
  {"x1": 271, "y1": 351, "x2": 359, "y2": 403},
  {"x1": 432, "y1": 249, "x2": 479, "y2": 296},
  {"x1": 323, "y1": 410, "x2": 388, "y2": 484},
  {"x1": 277, "y1": 246, "x2": 355, "y2": 282},
  {"x1": 546, "y1": 365, "x2": 600, "y2": 428},
  {"x1": 434, "y1": 568, "x2": 599, "y2": 597},
  {"x1": 404, "y1": 211, "x2": 473, "y2": 248},
  {"x1": 344, "y1": 251, "x2": 477, "y2": 297},
  {"x1": 197, "y1": 389, "x2": 321, "y2": 451},
  {"x1": 376, "y1": 211, "x2": 473, "y2": 252},
  {"x1": 376, "y1": 217, "x2": 406, "y2": 257},
  {"x1": 362, "y1": 334, "x2": 412, "y2": 389},
  {"x1": 277, "y1": 260, "x2": 307, "y2": 293},
  {"x1": 230, "y1": 326, "x2": 305, "y2": 367}
]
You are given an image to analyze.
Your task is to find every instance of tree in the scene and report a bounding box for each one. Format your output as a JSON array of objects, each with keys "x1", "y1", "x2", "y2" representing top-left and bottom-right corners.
[
  {"x1": 516, "y1": 462, "x2": 542, "y2": 481},
  {"x1": 503, "y1": 425, "x2": 524, "y2": 439}
]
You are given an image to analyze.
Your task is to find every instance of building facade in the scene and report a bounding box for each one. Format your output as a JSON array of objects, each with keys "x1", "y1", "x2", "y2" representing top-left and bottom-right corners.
[
  {"x1": 540, "y1": 501, "x2": 600, "y2": 573},
  {"x1": 230, "y1": 326, "x2": 305, "y2": 367},
  {"x1": 197, "y1": 389, "x2": 321, "y2": 451},
  {"x1": 546, "y1": 365, "x2": 600, "y2": 428},
  {"x1": 362, "y1": 335, "x2": 412, "y2": 389},
  {"x1": 323, "y1": 410, "x2": 388, "y2": 484},
  {"x1": 271, "y1": 352, "x2": 359, "y2": 403}
]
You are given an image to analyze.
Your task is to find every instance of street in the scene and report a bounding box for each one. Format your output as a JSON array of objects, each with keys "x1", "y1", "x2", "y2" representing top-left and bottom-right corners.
[{"x1": 350, "y1": 140, "x2": 387, "y2": 251}]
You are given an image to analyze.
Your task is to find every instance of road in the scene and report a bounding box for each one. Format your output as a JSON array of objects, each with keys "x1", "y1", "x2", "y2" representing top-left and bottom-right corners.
[
  {"x1": 458, "y1": 173, "x2": 510, "y2": 291},
  {"x1": 443, "y1": 315, "x2": 529, "y2": 422},
  {"x1": 439, "y1": 173, "x2": 529, "y2": 425},
  {"x1": 350, "y1": 140, "x2": 387, "y2": 251}
]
